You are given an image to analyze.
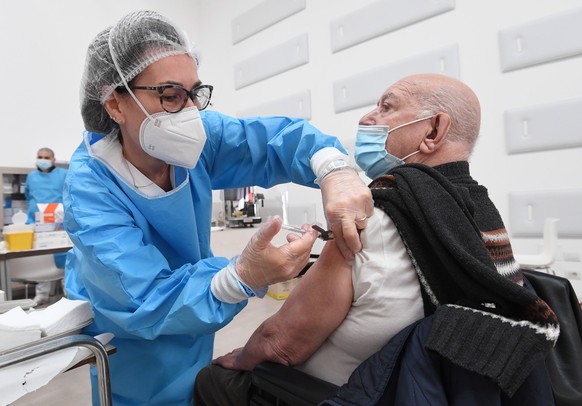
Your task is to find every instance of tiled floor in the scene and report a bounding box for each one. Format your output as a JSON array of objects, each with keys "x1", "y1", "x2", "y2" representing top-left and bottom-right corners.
[{"x1": 10, "y1": 295, "x2": 284, "y2": 406}]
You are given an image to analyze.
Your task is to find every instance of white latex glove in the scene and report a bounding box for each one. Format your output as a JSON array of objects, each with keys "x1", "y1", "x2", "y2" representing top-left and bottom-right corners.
[
  {"x1": 236, "y1": 216, "x2": 318, "y2": 290},
  {"x1": 319, "y1": 168, "x2": 374, "y2": 260}
]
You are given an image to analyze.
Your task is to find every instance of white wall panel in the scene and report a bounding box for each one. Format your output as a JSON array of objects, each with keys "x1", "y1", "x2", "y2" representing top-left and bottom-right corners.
[
  {"x1": 234, "y1": 33, "x2": 309, "y2": 90},
  {"x1": 509, "y1": 189, "x2": 582, "y2": 237},
  {"x1": 498, "y1": 7, "x2": 582, "y2": 72},
  {"x1": 505, "y1": 97, "x2": 582, "y2": 154},
  {"x1": 237, "y1": 90, "x2": 311, "y2": 119},
  {"x1": 330, "y1": 0, "x2": 455, "y2": 53},
  {"x1": 231, "y1": 0, "x2": 305, "y2": 44},
  {"x1": 332, "y1": 44, "x2": 460, "y2": 113}
]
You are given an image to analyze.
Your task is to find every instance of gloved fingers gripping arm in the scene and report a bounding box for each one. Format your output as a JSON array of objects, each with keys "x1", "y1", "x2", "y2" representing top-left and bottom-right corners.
[
  {"x1": 236, "y1": 216, "x2": 319, "y2": 290},
  {"x1": 319, "y1": 167, "x2": 374, "y2": 260}
]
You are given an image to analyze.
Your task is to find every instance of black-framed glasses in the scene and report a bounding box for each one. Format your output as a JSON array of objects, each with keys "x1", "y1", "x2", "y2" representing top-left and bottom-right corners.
[{"x1": 117, "y1": 84, "x2": 213, "y2": 113}]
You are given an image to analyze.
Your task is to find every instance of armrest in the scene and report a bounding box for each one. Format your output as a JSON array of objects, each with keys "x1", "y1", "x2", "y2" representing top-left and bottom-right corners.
[{"x1": 250, "y1": 362, "x2": 339, "y2": 406}]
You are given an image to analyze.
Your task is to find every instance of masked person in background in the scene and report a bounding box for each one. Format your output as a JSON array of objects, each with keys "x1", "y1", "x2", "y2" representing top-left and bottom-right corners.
[
  {"x1": 24, "y1": 147, "x2": 67, "y2": 305},
  {"x1": 64, "y1": 10, "x2": 372, "y2": 406}
]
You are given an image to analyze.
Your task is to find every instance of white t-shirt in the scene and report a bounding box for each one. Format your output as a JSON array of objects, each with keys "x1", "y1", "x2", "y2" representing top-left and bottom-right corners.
[{"x1": 296, "y1": 207, "x2": 424, "y2": 385}]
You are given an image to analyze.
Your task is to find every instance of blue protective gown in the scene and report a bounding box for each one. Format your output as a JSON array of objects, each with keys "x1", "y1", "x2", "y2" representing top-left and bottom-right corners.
[
  {"x1": 24, "y1": 167, "x2": 67, "y2": 224},
  {"x1": 63, "y1": 111, "x2": 345, "y2": 405},
  {"x1": 25, "y1": 167, "x2": 68, "y2": 268}
]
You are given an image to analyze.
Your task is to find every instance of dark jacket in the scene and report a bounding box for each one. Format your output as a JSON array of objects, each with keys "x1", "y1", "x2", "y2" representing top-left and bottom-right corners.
[
  {"x1": 522, "y1": 270, "x2": 582, "y2": 406},
  {"x1": 322, "y1": 313, "x2": 554, "y2": 406}
]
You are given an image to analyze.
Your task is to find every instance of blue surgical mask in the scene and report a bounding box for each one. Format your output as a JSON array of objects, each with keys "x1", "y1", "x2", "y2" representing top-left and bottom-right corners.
[
  {"x1": 354, "y1": 116, "x2": 435, "y2": 179},
  {"x1": 36, "y1": 159, "x2": 53, "y2": 171}
]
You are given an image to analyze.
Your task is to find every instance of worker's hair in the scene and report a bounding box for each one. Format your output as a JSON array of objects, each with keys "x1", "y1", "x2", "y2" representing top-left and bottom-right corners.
[{"x1": 80, "y1": 10, "x2": 198, "y2": 135}]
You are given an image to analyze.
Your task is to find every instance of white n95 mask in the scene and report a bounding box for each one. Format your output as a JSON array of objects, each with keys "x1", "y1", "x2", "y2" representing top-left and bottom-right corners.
[{"x1": 139, "y1": 106, "x2": 207, "y2": 168}]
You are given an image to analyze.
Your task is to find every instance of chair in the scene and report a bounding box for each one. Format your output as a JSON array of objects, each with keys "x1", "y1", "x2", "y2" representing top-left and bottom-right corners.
[
  {"x1": 248, "y1": 269, "x2": 582, "y2": 406},
  {"x1": 8, "y1": 255, "x2": 64, "y2": 300},
  {"x1": 514, "y1": 218, "x2": 560, "y2": 271},
  {"x1": 250, "y1": 362, "x2": 339, "y2": 406}
]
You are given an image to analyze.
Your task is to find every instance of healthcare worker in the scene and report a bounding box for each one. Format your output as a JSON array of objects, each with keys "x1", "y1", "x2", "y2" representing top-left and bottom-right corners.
[
  {"x1": 64, "y1": 10, "x2": 373, "y2": 406},
  {"x1": 24, "y1": 147, "x2": 67, "y2": 304},
  {"x1": 24, "y1": 148, "x2": 67, "y2": 225}
]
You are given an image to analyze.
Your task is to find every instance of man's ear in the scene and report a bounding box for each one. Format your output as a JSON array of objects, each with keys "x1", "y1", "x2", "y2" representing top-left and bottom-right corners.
[{"x1": 420, "y1": 112, "x2": 451, "y2": 154}]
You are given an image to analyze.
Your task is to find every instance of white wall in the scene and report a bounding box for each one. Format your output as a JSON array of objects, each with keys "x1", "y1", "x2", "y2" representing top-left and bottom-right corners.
[
  {"x1": 1, "y1": 0, "x2": 581, "y2": 288},
  {"x1": 0, "y1": 0, "x2": 201, "y2": 166},
  {"x1": 193, "y1": 0, "x2": 582, "y2": 291}
]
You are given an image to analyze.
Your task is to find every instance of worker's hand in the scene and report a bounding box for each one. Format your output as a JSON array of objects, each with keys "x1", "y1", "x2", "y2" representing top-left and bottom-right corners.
[
  {"x1": 236, "y1": 216, "x2": 318, "y2": 290},
  {"x1": 319, "y1": 168, "x2": 374, "y2": 261}
]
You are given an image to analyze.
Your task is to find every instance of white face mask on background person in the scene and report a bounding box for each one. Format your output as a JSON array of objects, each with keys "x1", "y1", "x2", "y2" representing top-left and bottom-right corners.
[
  {"x1": 138, "y1": 106, "x2": 207, "y2": 168},
  {"x1": 36, "y1": 159, "x2": 53, "y2": 171},
  {"x1": 354, "y1": 115, "x2": 434, "y2": 179}
]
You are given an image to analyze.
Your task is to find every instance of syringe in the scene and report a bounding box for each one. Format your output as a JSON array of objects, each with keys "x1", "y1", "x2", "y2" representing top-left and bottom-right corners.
[
  {"x1": 281, "y1": 223, "x2": 307, "y2": 234},
  {"x1": 281, "y1": 223, "x2": 334, "y2": 241}
]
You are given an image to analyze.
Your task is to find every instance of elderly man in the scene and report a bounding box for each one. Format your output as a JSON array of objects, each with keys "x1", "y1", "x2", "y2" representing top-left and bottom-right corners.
[{"x1": 194, "y1": 74, "x2": 559, "y2": 405}]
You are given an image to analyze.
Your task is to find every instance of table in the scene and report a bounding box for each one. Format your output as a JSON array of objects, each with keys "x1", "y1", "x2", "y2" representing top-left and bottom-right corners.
[{"x1": 0, "y1": 246, "x2": 72, "y2": 301}]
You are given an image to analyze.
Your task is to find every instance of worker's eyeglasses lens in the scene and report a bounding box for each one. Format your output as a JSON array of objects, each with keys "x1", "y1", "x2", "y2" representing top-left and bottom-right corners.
[
  {"x1": 189, "y1": 85, "x2": 213, "y2": 111},
  {"x1": 160, "y1": 85, "x2": 213, "y2": 113},
  {"x1": 159, "y1": 86, "x2": 188, "y2": 113}
]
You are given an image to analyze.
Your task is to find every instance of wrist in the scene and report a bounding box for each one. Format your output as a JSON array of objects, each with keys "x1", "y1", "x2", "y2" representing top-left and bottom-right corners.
[
  {"x1": 310, "y1": 147, "x2": 346, "y2": 175},
  {"x1": 315, "y1": 159, "x2": 356, "y2": 185},
  {"x1": 210, "y1": 256, "x2": 266, "y2": 303},
  {"x1": 234, "y1": 256, "x2": 268, "y2": 298}
]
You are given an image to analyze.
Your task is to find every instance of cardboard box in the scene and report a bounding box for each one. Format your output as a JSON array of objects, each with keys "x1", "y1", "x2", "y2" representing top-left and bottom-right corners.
[
  {"x1": 35, "y1": 203, "x2": 64, "y2": 224},
  {"x1": 267, "y1": 277, "x2": 301, "y2": 300},
  {"x1": 34, "y1": 222, "x2": 63, "y2": 233},
  {"x1": 33, "y1": 231, "x2": 72, "y2": 249}
]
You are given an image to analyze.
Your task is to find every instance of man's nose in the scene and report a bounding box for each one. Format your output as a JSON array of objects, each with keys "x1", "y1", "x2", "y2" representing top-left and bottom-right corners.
[{"x1": 359, "y1": 110, "x2": 377, "y2": 126}]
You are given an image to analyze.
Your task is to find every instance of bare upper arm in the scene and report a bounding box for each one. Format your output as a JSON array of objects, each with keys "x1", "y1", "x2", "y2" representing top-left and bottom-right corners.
[{"x1": 264, "y1": 240, "x2": 354, "y2": 364}]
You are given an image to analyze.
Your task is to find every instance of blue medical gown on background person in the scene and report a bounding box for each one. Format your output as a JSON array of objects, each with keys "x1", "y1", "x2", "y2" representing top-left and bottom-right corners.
[
  {"x1": 24, "y1": 166, "x2": 68, "y2": 268},
  {"x1": 24, "y1": 167, "x2": 67, "y2": 224},
  {"x1": 63, "y1": 110, "x2": 345, "y2": 405}
]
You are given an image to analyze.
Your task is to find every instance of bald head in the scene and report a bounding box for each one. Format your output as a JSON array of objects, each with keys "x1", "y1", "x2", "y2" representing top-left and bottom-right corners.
[
  {"x1": 37, "y1": 148, "x2": 55, "y2": 159},
  {"x1": 394, "y1": 74, "x2": 481, "y2": 151}
]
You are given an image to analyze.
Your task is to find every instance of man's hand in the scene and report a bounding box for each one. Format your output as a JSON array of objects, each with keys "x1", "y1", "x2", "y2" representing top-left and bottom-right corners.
[
  {"x1": 319, "y1": 168, "x2": 373, "y2": 260},
  {"x1": 236, "y1": 216, "x2": 318, "y2": 290},
  {"x1": 213, "y1": 348, "x2": 254, "y2": 370}
]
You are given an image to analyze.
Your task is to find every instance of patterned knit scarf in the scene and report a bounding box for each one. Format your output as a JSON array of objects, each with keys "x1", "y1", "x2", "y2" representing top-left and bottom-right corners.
[{"x1": 370, "y1": 161, "x2": 559, "y2": 397}]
